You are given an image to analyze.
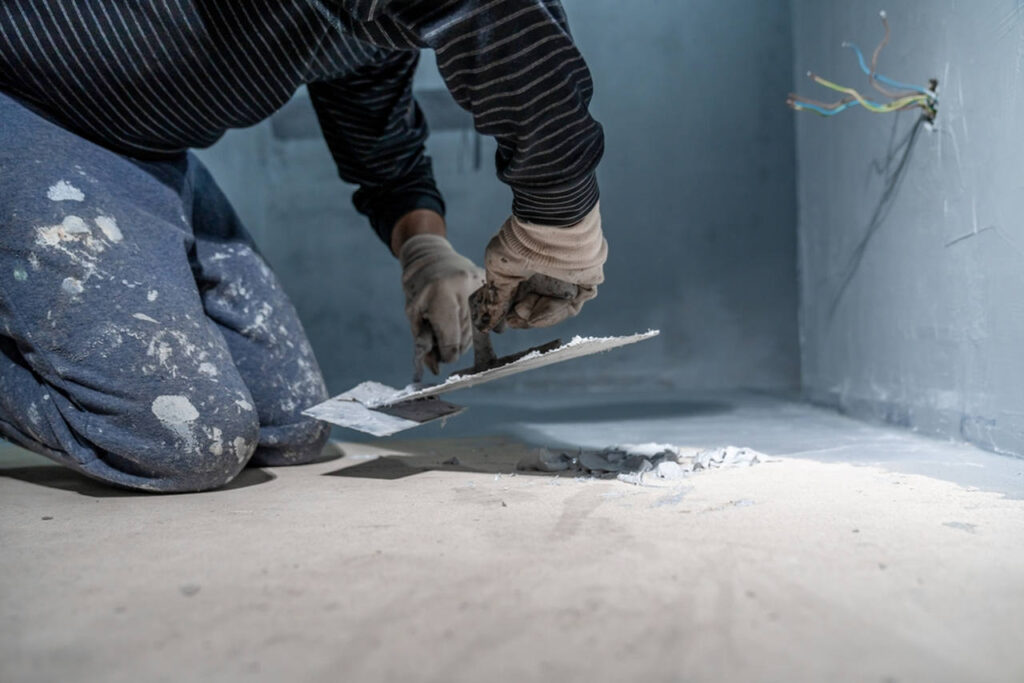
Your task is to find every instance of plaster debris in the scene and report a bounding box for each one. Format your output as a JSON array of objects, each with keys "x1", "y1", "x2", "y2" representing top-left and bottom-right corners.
[
  {"x1": 517, "y1": 444, "x2": 765, "y2": 486},
  {"x1": 47, "y1": 180, "x2": 84, "y2": 202},
  {"x1": 692, "y1": 446, "x2": 763, "y2": 470}
]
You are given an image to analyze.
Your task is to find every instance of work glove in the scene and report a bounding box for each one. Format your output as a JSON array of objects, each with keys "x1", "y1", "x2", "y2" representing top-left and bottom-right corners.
[
  {"x1": 399, "y1": 234, "x2": 485, "y2": 379},
  {"x1": 475, "y1": 203, "x2": 607, "y2": 331}
]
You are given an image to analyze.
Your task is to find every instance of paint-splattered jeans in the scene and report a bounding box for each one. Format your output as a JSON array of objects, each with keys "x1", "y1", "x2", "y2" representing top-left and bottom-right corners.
[{"x1": 0, "y1": 92, "x2": 330, "y2": 492}]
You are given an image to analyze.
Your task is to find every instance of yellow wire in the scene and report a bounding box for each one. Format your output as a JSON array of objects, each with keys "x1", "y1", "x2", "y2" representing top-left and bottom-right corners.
[{"x1": 811, "y1": 74, "x2": 927, "y2": 113}]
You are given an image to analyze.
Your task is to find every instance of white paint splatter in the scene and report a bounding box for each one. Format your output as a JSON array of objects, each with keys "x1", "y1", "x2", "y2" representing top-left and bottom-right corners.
[
  {"x1": 198, "y1": 362, "x2": 219, "y2": 377},
  {"x1": 151, "y1": 395, "x2": 200, "y2": 452},
  {"x1": 207, "y1": 427, "x2": 224, "y2": 456},
  {"x1": 233, "y1": 437, "x2": 250, "y2": 463},
  {"x1": 134, "y1": 328, "x2": 206, "y2": 379},
  {"x1": 150, "y1": 341, "x2": 173, "y2": 367},
  {"x1": 235, "y1": 399, "x2": 254, "y2": 412},
  {"x1": 47, "y1": 180, "x2": 84, "y2": 202},
  {"x1": 133, "y1": 313, "x2": 159, "y2": 324},
  {"x1": 13, "y1": 267, "x2": 27, "y2": 282},
  {"x1": 147, "y1": 290, "x2": 159, "y2": 302},
  {"x1": 28, "y1": 253, "x2": 40, "y2": 271},
  {"x1": 37, "y1": 216, "x2": 90, "y2": 247},
  {"x1": 35, "y1": 216, "x2": 109, "y2": 283},
  {"x1": 241, "y1": 302, "x2": 274, "y2": 337},
  {"x1": 94, "y1": 215, "x2": 122, "y2": 243},
  {"x1": 152, "y1": 395, "x2": 199, "y2": 424},
  {"x1": 61, "y1": 277, "x2": 83, "y2": 296}
]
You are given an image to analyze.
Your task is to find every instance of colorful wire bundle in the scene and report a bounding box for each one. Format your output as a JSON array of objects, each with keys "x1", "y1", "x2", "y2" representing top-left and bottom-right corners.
[{"x1": 788, "y1": 11, "x2": 938, "y2": 121}]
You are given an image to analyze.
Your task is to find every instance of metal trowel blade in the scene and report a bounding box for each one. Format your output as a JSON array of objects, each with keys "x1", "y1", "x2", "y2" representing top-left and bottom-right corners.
[
  {"x1": 302, "y1": 382, "x2": 464, "y2": 437},
  {"x1": 304, "y1": 330, "x2": 660, "y2": 436}
]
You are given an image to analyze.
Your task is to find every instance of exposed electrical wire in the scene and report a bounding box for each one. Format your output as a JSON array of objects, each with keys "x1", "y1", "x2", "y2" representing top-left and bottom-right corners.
[{"x1": 788, "y1": 11, "x2": 938, "y2": 122}]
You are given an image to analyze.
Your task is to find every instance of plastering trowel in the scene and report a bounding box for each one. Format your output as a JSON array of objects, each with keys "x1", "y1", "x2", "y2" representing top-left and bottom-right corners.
[{"x1": 303, "y1": 275, "x2": 659, "y2": 437}]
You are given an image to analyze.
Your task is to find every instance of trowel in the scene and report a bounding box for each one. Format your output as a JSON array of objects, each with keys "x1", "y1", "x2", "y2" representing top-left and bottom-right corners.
[{"x1": 303, "y1": 275, "x2": 659, "y2": 437}]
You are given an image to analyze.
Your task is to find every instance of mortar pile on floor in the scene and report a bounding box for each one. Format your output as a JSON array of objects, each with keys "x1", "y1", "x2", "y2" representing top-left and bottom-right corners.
[{"x1": 517, "y1": 444, "x2": 765, "y2": 486}]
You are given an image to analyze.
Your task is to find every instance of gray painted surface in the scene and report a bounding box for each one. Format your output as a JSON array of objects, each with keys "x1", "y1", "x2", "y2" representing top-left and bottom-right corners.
[
  {"x1": 196, "y1": 0, "x2": 799, "y2": 396},
  {"x1": 792, "y1": 1, "x2": 1024, "y2": 457}
]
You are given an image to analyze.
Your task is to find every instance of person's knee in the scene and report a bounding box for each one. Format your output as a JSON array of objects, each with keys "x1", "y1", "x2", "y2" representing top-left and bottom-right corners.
[
  {"x1": 153, "y1": 394, "x2": 261, "y2": 491},
  {"x1": 89, "y1": 391, "x2": 261, "y2": 493}
]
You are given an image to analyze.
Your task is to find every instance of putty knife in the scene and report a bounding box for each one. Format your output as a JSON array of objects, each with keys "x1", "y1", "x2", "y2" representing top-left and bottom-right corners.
[{"x1": 303, "y1": 330, "x2": 660, "y2": 437}]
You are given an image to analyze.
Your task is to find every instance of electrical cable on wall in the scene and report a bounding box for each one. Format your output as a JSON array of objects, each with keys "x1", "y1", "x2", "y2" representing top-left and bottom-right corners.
[{"x1": 788, "y1": 11, "x2": 938, "y2": 122}]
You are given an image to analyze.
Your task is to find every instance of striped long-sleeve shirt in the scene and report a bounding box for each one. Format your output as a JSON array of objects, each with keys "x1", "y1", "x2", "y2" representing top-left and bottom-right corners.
[{"x1": 0, "y1": 0, "x2": 604, "y2": 245}]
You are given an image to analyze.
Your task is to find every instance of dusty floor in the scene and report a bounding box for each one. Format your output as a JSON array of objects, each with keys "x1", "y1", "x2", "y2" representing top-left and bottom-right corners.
[{"x1": 2, "y1": 390, "x2": 1023, "y2": 682}]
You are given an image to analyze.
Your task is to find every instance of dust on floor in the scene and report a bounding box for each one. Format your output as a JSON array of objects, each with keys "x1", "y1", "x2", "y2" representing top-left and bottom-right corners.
[{"x1": 2, "y1": 429, "x2": 1023, "y2": 683}]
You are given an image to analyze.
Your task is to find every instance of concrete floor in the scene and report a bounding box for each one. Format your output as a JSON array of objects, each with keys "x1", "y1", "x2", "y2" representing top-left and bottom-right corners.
[{"x1": 2, "y1": 390, "x2": 1023, "y2": 682}]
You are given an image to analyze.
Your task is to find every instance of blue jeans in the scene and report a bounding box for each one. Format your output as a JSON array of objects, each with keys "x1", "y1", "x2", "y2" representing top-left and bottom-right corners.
[{"x1": 0, "y1": 92, "x2": 329, "y2": 492}]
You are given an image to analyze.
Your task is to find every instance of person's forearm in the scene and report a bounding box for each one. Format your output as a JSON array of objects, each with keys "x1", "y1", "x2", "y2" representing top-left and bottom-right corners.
[
  {"x1": 391, "y1": 209, "x2": 446, "y2": 257},
  {"x1": 345, "y1": 2, "x2": 604, "y2": 227},
  {"x1": 307, "y1": 51, "x2": 445, "y2": 249}
]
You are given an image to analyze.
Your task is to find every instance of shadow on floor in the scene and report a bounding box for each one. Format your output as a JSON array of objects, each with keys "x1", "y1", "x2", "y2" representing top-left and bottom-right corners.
[
  {"x1": 0, "y1": 464, "x2": 276, "y2": 498},
  {"x1": 453, "y1": 398, "x2": 731, "y2": 425},
  {"x1": 325, "y1": 436, "x2": 585, "y2": 482},
  {"x1": 325, "y1": 399, "x2": 736, "y2": 481},
  {"x1": 336, "y1": 398, "x2": 736, "y2": 446},
  {"x1": 325, "y1": 456, "x2": 433, "y2": 481}
]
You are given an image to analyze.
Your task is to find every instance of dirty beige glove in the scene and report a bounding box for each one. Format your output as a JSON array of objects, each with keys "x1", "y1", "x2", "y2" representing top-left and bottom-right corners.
[
  {"x1": 400, "y1": 235, "x2": 485, "y2": 379},
  {"x1": 476, "y1": 203, "x2": 607, "y2": 330}
]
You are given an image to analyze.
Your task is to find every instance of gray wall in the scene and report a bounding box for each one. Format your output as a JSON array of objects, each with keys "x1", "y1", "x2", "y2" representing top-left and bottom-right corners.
[
  {"x1": 197, "y1": 0, "x2": 799, "y2": 395},
  {"x1": 792, "y1": 1, "x2": 1024, "y2": 456}
]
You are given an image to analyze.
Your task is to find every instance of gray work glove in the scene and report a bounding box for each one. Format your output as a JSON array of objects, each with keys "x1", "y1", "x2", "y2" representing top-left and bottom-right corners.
[
  {"x1": 475, "y1": 203, "x2": 607, "y2": 331},
  {"x1": 399, "y1": 234, "x2": 485, "y2": 379}
]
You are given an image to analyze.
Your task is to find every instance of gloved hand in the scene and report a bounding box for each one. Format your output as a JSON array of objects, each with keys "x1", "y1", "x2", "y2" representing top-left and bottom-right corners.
[
  {"x1": 475, "y1": 203, "x2": 607, "y2": 331},
  {"x1": 399, "y1": 234, "x2": 485, "y2": 379}
]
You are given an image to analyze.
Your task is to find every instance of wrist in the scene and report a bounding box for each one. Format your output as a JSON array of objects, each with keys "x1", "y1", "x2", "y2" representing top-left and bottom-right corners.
[
  {"x1": 391, "y1": 209, "x2": 447, "y2": 257},
  {"x1": 499, "y1": 203, "x2": 605, "y2": 266}
]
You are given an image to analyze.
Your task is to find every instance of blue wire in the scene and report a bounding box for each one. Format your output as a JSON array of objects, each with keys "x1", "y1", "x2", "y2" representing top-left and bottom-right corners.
[
  {"x1": 844, "y1": 42, "x2": 932, "y2": 96},
  {"x1": 796, "y1": 84, "x2": 915, "y2": 116},
  {"x1": 793, "y1": 100, "x2": 860, "y2": 117}
]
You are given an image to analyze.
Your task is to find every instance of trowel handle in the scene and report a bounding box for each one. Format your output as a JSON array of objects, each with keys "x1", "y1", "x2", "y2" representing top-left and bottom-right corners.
[
  {"x1": 469, "y1": 274, "x2": 580, "y2": 333},
  {"x1": 469, "y1": 284, "x2": 499, "y2": 333},
  {"x1": 521, "y1": 274, "x2": 579, "y2": 300}
]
